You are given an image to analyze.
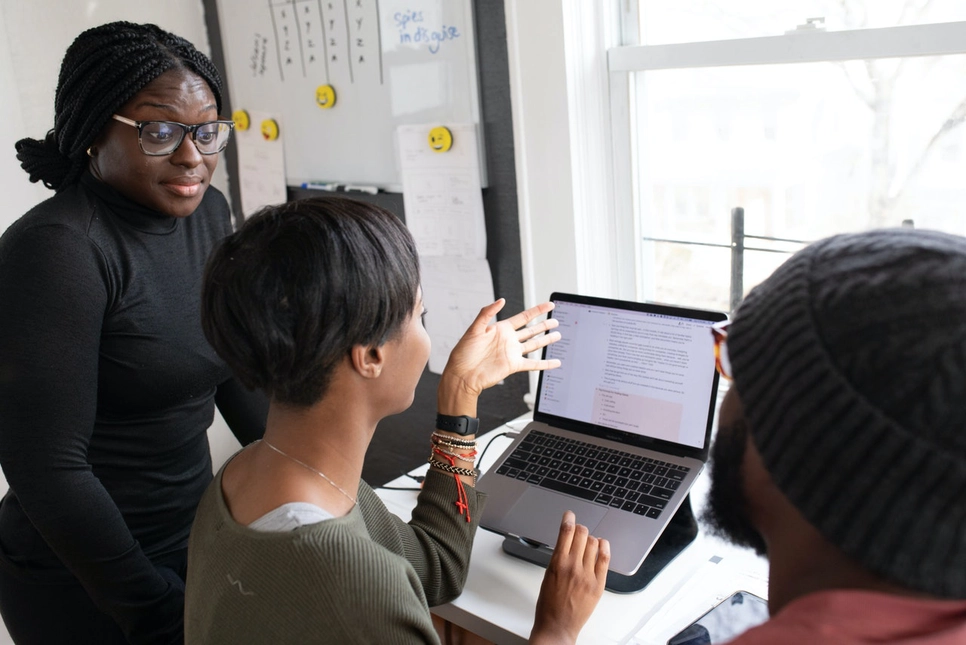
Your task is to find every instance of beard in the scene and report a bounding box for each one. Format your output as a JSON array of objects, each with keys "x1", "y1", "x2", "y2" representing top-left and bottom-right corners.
[{"x1": 700, "y1": 417, "x2": 768, "y2": 557}]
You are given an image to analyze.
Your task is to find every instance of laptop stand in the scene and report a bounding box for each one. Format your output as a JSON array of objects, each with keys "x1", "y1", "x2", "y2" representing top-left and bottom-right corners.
[{"x1": 500, "y1": 495, "x2": 699, "y2": 594}]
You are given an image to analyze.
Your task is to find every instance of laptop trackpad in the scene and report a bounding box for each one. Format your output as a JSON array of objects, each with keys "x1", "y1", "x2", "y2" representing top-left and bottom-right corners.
[{"x1": 502, "y1": 488, "x2": 608, "y2": 548}]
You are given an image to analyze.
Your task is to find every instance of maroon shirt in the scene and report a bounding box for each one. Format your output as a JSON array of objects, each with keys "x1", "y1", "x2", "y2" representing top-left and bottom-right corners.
[{"x1": 731, "y1": 589, "x2": 966, "y2": 644}]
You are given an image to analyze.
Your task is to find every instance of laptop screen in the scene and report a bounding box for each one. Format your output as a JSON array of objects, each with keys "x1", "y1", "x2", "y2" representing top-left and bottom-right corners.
[{"x1": 535, "y1": 294, "x2": 725, "y2": 450}]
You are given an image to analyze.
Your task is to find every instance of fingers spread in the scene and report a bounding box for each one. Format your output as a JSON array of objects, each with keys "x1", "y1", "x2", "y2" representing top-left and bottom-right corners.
[
  {"x1": 522, "y1": 330, "x2": 561, "y2": 356},
  {"x1": 506, "y1": 301, "x2": 555, "y2": 330},
  {"x1": 517, "y1": 317, "x2": 560, "y2": 342},
  {"x1": 525, "y1": 358, "x2": 562, "y2": 371},
  {"x1": 473, "y1": 298, "x2": 506, "y2": 330}
]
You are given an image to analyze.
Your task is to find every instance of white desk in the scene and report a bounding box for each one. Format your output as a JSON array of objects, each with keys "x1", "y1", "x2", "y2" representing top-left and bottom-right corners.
[{"x1": 375, "y1": 413, "x2": 768, "y2": 645}]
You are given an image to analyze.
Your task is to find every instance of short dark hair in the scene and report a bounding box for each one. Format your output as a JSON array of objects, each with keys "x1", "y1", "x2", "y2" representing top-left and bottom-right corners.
[
  {"x1": 15, "y1": 21, "x2": 224, "y2": 191},
  {"x1": 202, "y1": 197, "x2": 421, "y2": 407}
]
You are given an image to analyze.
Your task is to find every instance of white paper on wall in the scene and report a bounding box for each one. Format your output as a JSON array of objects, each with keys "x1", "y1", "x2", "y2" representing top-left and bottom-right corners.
[
  {"x1": 420, "y1": 255, "x2": 495, "y2": 374},
  {"x1": 397, "y1": 123, "x2": 486, "y2": 259},
  {"x1": 236, "y1": 110, "x2": 287, "y2": 218},
  {"x1": 397, "y1": 123, "x2": 493, "y2": 374}
]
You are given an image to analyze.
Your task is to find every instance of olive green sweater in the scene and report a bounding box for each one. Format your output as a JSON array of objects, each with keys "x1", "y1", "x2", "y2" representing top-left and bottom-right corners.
[{"x1": 185, "y1": 467, "x2": 485, "y2": 644}]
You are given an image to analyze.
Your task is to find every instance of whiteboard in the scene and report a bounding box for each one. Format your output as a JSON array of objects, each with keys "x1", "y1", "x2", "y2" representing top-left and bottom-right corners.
[{"x1": 216, "y1": 0, "x2": 484, "y2": 191}]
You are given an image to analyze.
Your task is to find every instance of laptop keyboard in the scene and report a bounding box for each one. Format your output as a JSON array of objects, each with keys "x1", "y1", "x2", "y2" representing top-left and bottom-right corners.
[{"x1": 494, "y1": 430, "x2": 690, "y2": 520}]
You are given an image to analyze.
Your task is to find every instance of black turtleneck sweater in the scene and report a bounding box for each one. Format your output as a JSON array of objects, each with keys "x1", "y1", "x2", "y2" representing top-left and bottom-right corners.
[{"x1": 0, "y1": 173, "x2": 268, "y2": 644}]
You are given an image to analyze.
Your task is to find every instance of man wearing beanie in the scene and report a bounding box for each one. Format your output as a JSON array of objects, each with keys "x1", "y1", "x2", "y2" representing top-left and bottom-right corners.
[{"x1": 697, "y1": 228, "x2": 966, "y2": 642}]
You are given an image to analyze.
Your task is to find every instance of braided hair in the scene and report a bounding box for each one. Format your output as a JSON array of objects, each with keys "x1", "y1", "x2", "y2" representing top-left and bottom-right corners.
[{"x1": 15, "y1": 21, "x2": 224, "y2": 192}]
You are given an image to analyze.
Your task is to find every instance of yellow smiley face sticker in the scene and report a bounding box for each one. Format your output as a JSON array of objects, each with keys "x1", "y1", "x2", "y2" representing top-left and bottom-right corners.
[
  {"x1": 231, "y1": 109, "x2": 250, "y2": 131},
  {"x1": 315, "y1": 84, "x2": 336, "y2": 109},
  {"x1": 428, "y1": 126, "x2": 453, "y2": 153},
  {"x1": 260, "y1": 118, "x2": 280, "y2": 141}
]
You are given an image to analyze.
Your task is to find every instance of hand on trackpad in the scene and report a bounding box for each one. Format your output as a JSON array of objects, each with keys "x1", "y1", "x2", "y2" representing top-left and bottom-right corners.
[{"x1": 502, "y1": 488, "x2": 608, "y2": 548}]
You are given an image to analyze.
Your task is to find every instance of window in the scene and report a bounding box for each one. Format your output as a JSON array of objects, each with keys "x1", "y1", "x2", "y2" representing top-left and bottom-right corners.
[
  {"x1": 639, "y1": 1, "x2": 966, "y2": 45},
  {"x1": 610, "y1": 3, "x2": 966, "y2": 312}
]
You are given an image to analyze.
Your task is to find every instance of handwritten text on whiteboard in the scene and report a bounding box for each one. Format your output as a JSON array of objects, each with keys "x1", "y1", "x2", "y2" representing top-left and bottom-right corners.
[{"x1": 393, "y1": 9, "x2": 461, "y2": 54}]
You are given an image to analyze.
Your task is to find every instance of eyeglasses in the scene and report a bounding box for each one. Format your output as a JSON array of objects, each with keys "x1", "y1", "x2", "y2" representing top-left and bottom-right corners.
[
  {"x1": 710, "y1": 320, "x2": 732, "y2": 381},
  {"x1": 111, "y1": 114, "x2": 234, "y2": 156}
]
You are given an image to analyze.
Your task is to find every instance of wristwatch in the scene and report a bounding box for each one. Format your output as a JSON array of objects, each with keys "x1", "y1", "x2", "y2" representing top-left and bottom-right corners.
[{"x1": 435, "y1": 413, "x2": 479, "y2": 437}]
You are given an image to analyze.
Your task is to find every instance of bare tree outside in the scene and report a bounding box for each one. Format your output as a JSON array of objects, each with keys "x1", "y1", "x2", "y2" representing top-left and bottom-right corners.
[
  {"x1": 831, "y1": 0, "x2": 966, "y2": 226},
  {"x1": 634, "y1": 0, "x2": 966, "y2": 311}
]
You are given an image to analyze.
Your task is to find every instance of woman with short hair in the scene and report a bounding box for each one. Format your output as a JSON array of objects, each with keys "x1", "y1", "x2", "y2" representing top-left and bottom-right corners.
[{"x1": 186, "y1": 196, "x2": 609, "y2": 644}]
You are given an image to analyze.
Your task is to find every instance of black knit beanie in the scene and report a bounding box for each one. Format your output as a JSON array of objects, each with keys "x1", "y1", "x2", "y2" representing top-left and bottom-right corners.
[{"x1": 728, "y1": 228, "x2": 966, "y2": 598}]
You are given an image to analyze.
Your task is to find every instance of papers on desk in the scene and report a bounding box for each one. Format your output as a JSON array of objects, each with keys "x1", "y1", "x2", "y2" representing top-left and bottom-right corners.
[
  {"x1": 627, "y1": 544, "x2": 769, "y2": 645},
  {"x1": 397, "y1": 124, "x2": 494, "y2": 374},
  {"x1": 235, "y1": 110, "x2": 287, "y2": 218}
]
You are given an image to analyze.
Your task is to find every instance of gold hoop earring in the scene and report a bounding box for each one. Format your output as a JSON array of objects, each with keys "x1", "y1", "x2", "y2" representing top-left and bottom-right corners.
[{"x1": 86, "y1": 146, "x2": 96, "y2": 158}]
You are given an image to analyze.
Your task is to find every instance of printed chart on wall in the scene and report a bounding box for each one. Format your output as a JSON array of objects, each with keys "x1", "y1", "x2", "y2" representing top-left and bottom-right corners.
[
  {"x1": 216, "y1": 0, "x2": 484, "y2": 190},
  {"x1": 397, "y1": 123, "x2": 493, "y2": 373}
]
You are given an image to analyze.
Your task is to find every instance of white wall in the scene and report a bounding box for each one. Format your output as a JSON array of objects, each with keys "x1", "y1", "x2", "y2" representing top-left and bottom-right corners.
[
  {"x1": 504, "y1": 0, "x2": 579, "y2": 304},
  {"x1": 504, "y1": 0, "x2": 630, "y2": 395},
  {"x1": 504, "y1": 0, "x2": 632, "y2": 307},
  {"x1": 0, "y1": 18, "x2": 48, "y2": 231}
]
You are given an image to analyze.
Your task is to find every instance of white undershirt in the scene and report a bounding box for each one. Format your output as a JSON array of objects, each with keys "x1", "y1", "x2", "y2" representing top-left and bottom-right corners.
[{"x1": 247, "y1": 502, "x2": 335, "y2": 532}]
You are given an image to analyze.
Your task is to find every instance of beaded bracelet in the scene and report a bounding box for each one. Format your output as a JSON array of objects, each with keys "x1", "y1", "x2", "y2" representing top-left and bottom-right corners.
[
  {"x1": 433, "y1": 442, "x2": 477, "y2": 457},
  {"x1": 433, "y1": 444, "x2": 478, "y2": 461},
  {"x1": 431, "y1": 432, "x2": 477, "y2": 448},
  {"x1": 432, "y1": 446, "x2": 477, "y2": 467},
  {"x1": 431, "y1": 437, "x2": 476, "y2": 452},
  {"x1": 429, "y1": 435, "x2": 478, "y2": 522},
  {"x1": 428, "y1": 458, "x2": 479, "y2": 479}
]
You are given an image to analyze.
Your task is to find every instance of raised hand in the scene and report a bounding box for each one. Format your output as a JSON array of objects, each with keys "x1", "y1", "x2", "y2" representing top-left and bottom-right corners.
[
  {"x1": 530, "y1": 511, "x2": 610, "y2": 645},
  {"x1": 438, "y1": 299, "x2": 561, "y2": 415}
]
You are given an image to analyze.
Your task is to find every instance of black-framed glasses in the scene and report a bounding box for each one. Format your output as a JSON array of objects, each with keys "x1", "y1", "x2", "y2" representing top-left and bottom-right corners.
[
  {"x1": 111, "y1": 114, "x2": 234, "y2": 156},
  {"x1": 711, "y1": 320, "x2": 732, "y2": 381}
]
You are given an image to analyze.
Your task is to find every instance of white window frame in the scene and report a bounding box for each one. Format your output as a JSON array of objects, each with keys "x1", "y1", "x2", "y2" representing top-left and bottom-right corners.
[
  {"x1": 609, "y1": 21, "x2": 966, "y2": 71},
  {"x1": 606, "y1": 19, "x2": 966, "y2": 301}
]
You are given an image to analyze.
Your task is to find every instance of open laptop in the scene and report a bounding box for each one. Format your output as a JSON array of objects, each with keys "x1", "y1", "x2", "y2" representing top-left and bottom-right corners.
[{"x1": 478, "y1": 292, "x2": 726, "y2": 575}]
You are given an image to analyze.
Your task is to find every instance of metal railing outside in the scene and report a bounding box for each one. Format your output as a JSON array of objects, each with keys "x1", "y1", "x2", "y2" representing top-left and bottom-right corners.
[{"x1": 641, "y1": 207, "x2": 811, "y2": 312}]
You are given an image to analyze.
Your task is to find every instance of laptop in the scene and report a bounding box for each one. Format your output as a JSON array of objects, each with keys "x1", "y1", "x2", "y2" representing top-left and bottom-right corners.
[{"x1": 478, "y1": 292, "x2": 726, "y2": 575}]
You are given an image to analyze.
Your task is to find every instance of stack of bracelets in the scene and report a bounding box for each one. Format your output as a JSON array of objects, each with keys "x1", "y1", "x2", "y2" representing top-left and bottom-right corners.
[{"x1": 429, "y1": 432, "x2": 479, "y2": 522}]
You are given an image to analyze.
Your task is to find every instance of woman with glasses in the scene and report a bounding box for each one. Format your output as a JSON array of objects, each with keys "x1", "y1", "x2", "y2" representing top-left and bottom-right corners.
[{"x1": 0, "y1": 22, "x2": 268, "y2": 643}]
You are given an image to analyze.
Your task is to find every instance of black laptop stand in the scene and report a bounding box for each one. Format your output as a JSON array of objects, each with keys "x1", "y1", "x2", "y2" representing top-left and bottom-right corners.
[{"x1": 500, "y1": 495, "x2": 699, "y2": 594}]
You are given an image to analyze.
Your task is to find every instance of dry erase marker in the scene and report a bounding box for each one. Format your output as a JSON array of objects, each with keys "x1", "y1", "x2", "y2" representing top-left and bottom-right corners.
[
  {"x1": 301, "y1": 182, "x2": 338, "y2": 191},
  {"x1": 344, "y1": 185, "x2": 379, "y2": 195}
]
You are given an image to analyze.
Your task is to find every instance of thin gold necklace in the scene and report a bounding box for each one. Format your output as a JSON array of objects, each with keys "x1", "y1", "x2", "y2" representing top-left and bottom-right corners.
[{"x1": 260, "y1": 439, "x2": 357, "y2": 506}]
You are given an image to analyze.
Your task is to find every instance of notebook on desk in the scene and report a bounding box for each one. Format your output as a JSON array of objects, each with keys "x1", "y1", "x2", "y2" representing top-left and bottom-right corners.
[{"x1": 478, "y1": 292, "x2": 726, "y2": 575}]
